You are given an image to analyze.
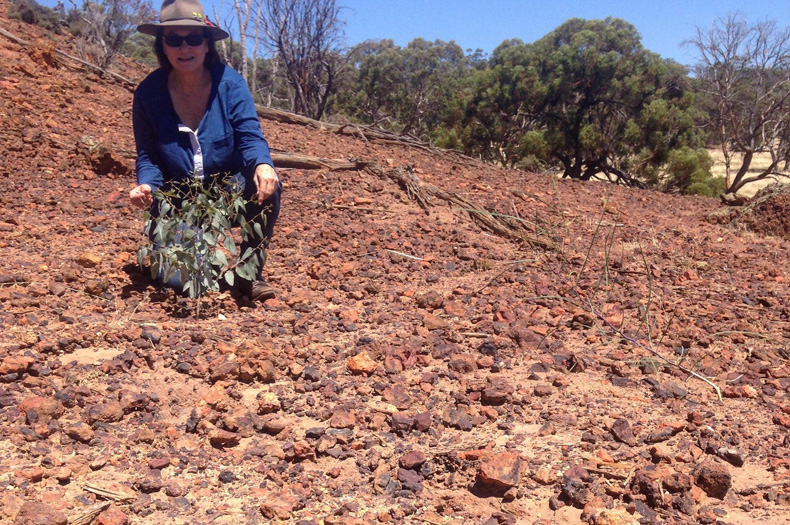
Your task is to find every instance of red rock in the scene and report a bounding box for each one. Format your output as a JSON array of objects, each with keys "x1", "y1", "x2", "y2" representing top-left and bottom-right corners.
[
  {"x1": 85, "y1": 402, "x2": 124, "y2": 424},
  {"x1": 773, "y1": 413, "x2": 790, "y2": 429},
  {"x1": 330, "y1": 409, "x2": 355, "y2": 429},
  {"x1": 533, "y1": 468, "x2": 555, "y2": 485},
  {"x1": 347, "y1": 352, "x2": 377, "y2": 375},
  {"x1": 64, "y1": 421, "x2": 94, "y2": 443},
  {"x1": 19, "y1": 396, "x2": 63, "y2": 424},
  {"x1": 14, "y1": 502, "x2": 67, "y2": 525},
  {"x1": 17, "y1": 467, "x2": 45, "y2": 482},
  {"x1": 399, "y1": 451, "x2": 427, "y2": 470},
  {"x1": 208, "y1": 428, "x2": 241, "y2": 448},
  {"x1": 95, "y1": 504, "x2": 128, "y2": 525},
  {"x1": 477, "y1": 452, "x2": 522, "y2": 491},
  {"x1": 259, "y1": 492, "x2": 296, "y2": 520},
  {"x1": 257, "y1": 392, "x2": 281, "y2": 414},
  {"x1": 422, "y1": 313, "x2": 449, "y2": 330},
  {"x1": 0, "y1": 356, "x2": 34, "y2": 375},
  {"x1": 76, "y1": 253, "x2": 102, "y2": 268},
  {"x1": 610, "y1": 418, "x2": 637, "y2": 446},
  {"x1": 693, "y1": 461, "x2": 732, "y2": 499}
]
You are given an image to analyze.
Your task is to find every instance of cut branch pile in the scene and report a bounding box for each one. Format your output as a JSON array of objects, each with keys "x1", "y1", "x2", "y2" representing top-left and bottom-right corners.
[{"x1": 364, "y1": 164, "x2": 552, "y2": 248}]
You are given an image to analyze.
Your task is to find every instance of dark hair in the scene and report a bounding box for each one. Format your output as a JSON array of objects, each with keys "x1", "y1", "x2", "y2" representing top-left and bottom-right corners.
[{"x1": 153, "y1": 29, "x2": 220, "y2": 70}]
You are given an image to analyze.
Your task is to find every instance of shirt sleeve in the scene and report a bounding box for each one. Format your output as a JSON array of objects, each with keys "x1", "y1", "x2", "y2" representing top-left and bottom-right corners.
[
  {"x1": 227, "y1": 75, "x2": 275, "y2": 173},
  {"x1": 132, "y1": 87, "x2": 165, "y2": 191}
]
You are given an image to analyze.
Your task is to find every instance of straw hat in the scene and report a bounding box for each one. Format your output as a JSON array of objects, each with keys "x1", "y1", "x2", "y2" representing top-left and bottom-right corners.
[{"x1": 138, "y1": 0, "x2": 229, "y2": 40}]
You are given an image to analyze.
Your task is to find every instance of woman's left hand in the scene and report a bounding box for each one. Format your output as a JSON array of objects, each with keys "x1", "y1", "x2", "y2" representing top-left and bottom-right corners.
[{"x1": 254, "y1": 163, "x2": 279, "y2": 204}]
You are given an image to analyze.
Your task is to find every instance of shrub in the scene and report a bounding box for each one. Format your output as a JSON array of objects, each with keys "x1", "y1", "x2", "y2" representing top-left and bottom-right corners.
[
  {"x1": 137, "y1": 175, "x2": 268, "y2": 315},
  {"x1": 8, "y1": 0, "x2": 63, "y2": 33},
  {"x1": 665, "y1": 147, "x2": 717, "y2": 195}
]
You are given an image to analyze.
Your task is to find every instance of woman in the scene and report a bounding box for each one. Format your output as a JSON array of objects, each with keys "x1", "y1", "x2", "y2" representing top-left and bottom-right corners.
[{"x1": 129, "y1": 0, "x2": 280, "y2": 301}]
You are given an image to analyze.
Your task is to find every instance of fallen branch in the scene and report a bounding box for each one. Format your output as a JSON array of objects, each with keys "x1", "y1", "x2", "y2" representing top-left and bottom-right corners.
[
  {"x1": 69, "y1": 501, "x2": 112, "y2": 525},
  {"x1": 256, "y1": 106, "x2": 473, "y2": 161},
  {"x1": 592, "y1": 304, "x2": 723, "y2": 402},
  {"x1": 364, "y1": 164, "x2": 556, "y2": 247},
  {"x1": 270, "y1": 152, "x2": 368, "y2": 171},
  {"x1": 0, "y1": 26, "x2": 135, "y2": 90},
  {"x1": 83, "y1": 483, "x2": 136, "y2": 502}
]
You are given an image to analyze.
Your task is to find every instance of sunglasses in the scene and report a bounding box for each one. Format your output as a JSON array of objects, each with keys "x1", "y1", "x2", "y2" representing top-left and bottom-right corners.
[{"x1": 162, "y1": 33, "x2": 206, "y2": 48}]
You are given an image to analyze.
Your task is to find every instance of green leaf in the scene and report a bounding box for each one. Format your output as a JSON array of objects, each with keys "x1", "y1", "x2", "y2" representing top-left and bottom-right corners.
[
  {"x1": 224, "y1": 271, "x2": 235, "y2": 287},
  {"x1": 213, "y1": 250, "x2": 228, "y2": 267},
  {"x1": 223, "y1": 235, "x2": 238, "y2": 256}
]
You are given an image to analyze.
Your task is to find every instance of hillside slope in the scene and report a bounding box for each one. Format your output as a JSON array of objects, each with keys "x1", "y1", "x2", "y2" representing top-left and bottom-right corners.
[{"x1": 2, "y1": 5, "x2": 790, "y2": 525}]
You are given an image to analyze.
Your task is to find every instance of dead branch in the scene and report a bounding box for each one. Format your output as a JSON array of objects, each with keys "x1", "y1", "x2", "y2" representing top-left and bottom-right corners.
[
  {"x1": 69, "y1": 501, "x2": 112, "y2": 525},
  {"x1": 363, "y1": 164, "x2": 554, "y2": 247},
  {"x1": 256, "y1": 105, "x2": 474, "y2": 161},
  {"x1": 270, "y1": 152, "x2": 368, "y2": 171},
  {"x1": 83, "y1": 483, "x2": 136, "y2": 502},
  {"x1": 0, "y1": 26, "x2": 135, "y2": 90}
]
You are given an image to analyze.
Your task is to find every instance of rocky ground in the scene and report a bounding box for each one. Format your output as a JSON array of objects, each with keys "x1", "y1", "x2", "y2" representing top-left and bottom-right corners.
[{"x1": 2, "y1": 4, "x2": 790, "y2": 524}]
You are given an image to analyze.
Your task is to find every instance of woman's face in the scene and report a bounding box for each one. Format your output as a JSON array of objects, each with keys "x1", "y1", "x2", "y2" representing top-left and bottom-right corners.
[{"x1": 161, "y1": 27, "x2": 208, "y2": 74}]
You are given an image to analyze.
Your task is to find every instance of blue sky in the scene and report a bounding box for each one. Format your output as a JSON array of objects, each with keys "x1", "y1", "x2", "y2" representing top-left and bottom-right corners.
[{"x1": 37, "y1": 0, "x2": 789, "y2": 65}]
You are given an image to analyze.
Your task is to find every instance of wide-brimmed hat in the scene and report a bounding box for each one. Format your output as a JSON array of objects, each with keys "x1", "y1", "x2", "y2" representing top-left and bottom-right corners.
[{"x1": 137, "y1": 0, "x2": 229, "y2": 40}]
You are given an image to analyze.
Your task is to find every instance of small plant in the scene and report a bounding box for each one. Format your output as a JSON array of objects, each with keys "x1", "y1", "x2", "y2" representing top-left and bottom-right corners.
[{"x1": 137, "y1": 174, "x2": 268, "y2": 316}]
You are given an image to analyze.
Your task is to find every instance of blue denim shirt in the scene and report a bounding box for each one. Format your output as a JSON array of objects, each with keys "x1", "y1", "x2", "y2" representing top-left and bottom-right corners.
[{"x1": 133, "y1": 63, "x2": 273, "y2": 191}]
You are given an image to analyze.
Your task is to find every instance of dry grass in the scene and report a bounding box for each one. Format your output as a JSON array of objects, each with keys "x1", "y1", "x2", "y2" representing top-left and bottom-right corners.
[{"x1": 708, "y1": 148, "x2": 786, "y2": 197}]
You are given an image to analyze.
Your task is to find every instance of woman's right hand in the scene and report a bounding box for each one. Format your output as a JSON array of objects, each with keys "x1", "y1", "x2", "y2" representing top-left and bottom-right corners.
[{"x1": 130, "y1": 184, "x2": 153, "y2": 208}]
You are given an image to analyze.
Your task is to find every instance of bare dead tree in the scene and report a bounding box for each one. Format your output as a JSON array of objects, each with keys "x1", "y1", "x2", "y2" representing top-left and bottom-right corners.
[
  {"x1": 688, "y1": 13, "x2": 790, "y2": 195},
  {"x1": 211, "y1": 0, "x2": 236, "y2": 65},
  {"x1": 250, "y1": 0, "x2": 265, "y2": 95},
  {"x1": 232, "y1": 0, "x2": 255, "y2": 82},
  {"x1": 69, "y1": 0, "x2": 156, "y2": 69},
  {"x1": 257, "y1": 0, "x2": 345, "y2": 120}
]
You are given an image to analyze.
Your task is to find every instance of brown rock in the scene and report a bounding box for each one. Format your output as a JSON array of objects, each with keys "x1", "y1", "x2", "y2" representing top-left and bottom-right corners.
[
  {"x1": 208, "y1": 428, "x2": 241, "y2": 448},
  {"x1": 347, "y1": 352, "x2": 377, "y2": 375},
  {"x1": 422, "y1": 313, "x2": 450, "y2": 330},
  {"x1": 611, "y1": 418, "x2": 637, "y2": 446},
  {"x1": 533, "y1": 384, "x2": 554, "y2": 397},
  {"x1": 591, "y1": 508, "x2": 639, "y2": 525},
  {"x1": 14, "y1": 502, "x2": 67, "y2": 525},
  {"x1": 138, "y1": 470, "x2": 162, "y2": 493},
  {"x1": 415, "y1": 290, "x2": 444, "y2": 309},
  {"x1": 482, "y1": 378, "x2": 514, "y2": 404},
  {"x1": 693, "y1": 462, "x2": 732, "y2": 499},
  {"x1": 256, "y1": 359, "x2": 277, "y2": 383},
  {"x1": 63, "y1": 421, "x2": 93, "y2": 443},
  {"x1": 330, "y1": 409, "x2": 356, "y2": 429},
  {"x1": 19, "y1": 397, "x2": 64, "y2": 425},
  {"x1": 448, "y1": 354, "x2": 477, "y2": 373},
  {"x1": 76, "y1": 253, "x2": 102, "y2": 268},
  {"x1": 257, "y1": 392, "x2": 281, "y2": 414},
  {"x1": 209, "y1": 358, "x2": 240, "y2": 383},
  {"x1": 0, "y1": 356, "x2": 34, "y2": 376},
  {"x1": 399, "y1": 451, "x2": 427, "y2": 470},
  {"x1": 85, "y1": 402, "x2": 124, "y2": 425},
  {"x1": 259, "y1": 492, "x2": 296, "y2": 520},
  {"x1": 95, "y1": 504, "x2": 128, "y2": 525},
  {"x1": 477, "y1": 452, "x2": 522, "y2": 491},
  {"x1": 148, "y1": 456, "x2": 171, "y2": 470}
]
